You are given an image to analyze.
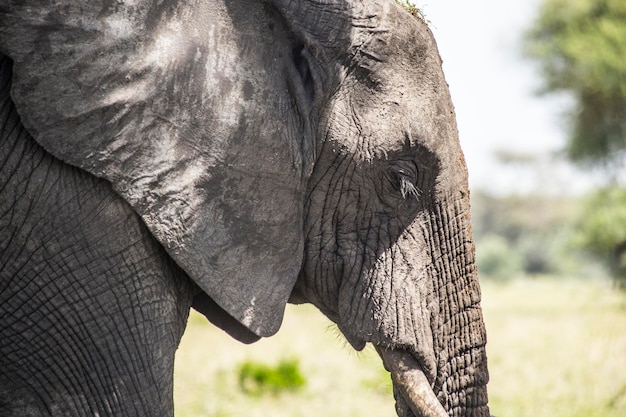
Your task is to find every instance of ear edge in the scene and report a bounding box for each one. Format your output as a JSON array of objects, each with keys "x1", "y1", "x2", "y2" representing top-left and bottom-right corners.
[{"x1": 191, "y1": 292, "x2": 261, "y2": 344}]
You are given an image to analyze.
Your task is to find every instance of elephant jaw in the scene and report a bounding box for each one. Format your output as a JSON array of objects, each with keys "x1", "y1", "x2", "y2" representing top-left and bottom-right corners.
[{"x1": 377, "y1": 347, "x2": 448, "y2": 417}]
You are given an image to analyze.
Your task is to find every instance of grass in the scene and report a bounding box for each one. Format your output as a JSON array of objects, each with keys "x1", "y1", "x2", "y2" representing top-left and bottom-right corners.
[
  {"x1": 174, "y1": 278, "x2": 626, "y2": 417},
  {"x1": 173, "y1": 304, "x2": 393, "y2": 417},
  {"x1": 238, "y1": 358, "x2": 306, "y2": 396},
  {"x1": 396, "y1": 0, "x2": 430, "y2": 24},
  {"x1": 483, "y1": 278, "x2": 626, "y2": 417}
]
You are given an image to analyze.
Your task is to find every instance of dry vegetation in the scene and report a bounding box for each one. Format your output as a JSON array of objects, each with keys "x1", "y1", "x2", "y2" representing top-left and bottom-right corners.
[
  {"x1": 484, "y1": 279, "x2": 626, "y2": 417},
  {"x1": 174, "y1": 278, "x2": 626, "y2": 417}
]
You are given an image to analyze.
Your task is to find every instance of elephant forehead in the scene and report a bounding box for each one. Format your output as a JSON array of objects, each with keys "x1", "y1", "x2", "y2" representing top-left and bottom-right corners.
[
  {"x1": 324, "y1": 7, "x2": 457, "y2": 156},
  {"x1": 345, "y1": 2, "x2": 442, "y2": 86},
  {"x1": 323, "y1": 83, "x2": 454, "y2": 164}
]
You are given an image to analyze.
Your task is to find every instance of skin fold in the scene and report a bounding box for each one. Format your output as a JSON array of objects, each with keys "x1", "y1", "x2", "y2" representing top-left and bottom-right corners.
[{"x1": 0, "y1": 1, "x2": 490, "y2": 416}]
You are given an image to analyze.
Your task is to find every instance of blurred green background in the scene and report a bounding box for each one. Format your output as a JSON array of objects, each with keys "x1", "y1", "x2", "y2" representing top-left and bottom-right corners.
[
  {"x1": 174, "y1": 281, "x2": 626, "y2": 417},
  {"x1": 174, "y1": 0, "x2": 626, "y2": 416}
]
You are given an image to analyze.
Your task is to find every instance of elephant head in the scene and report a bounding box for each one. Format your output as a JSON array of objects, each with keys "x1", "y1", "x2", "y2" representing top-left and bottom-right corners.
[{"x1": 0, "y1": 0, "x2": 489, "y2": 416}]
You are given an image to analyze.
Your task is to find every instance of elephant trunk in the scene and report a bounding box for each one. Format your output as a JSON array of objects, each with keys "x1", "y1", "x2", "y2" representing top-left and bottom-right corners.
[
  {"x1": 380, "y1": 195, "x2": 490, "y2": 417},
  {"x1": 428, "y1": 196, "x2": 489, "y2": 416}
]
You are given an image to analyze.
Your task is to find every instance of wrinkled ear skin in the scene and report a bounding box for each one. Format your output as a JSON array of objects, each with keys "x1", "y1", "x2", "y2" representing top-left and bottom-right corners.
[{"x1": 0, "y1": 0, "x2": 317, "y2": 338}]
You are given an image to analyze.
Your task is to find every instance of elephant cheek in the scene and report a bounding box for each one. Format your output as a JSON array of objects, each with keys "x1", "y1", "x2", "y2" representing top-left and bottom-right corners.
[{"x1": 335, "y1": 217, "x2": 440, "y2": 380}]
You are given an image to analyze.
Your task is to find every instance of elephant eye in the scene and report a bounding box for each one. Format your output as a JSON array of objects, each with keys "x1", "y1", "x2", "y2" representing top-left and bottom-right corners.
[{"x1": 389, "y1": 163, "x2": 421, "y2": 200}]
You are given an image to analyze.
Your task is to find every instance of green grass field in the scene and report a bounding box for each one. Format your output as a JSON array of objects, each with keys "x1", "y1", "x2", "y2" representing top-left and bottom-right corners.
[{"x1": 174, "y1": 278, "x2": 626, "y2": 416}]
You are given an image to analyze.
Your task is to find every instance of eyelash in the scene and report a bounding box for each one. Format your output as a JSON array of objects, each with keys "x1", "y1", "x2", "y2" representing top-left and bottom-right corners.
[
  {"x1": 388, "y1": 160, "x2": 421, "y2": 200},
  {"x1": 399, "y1": 175, "x2": 421, "y2": 199}
]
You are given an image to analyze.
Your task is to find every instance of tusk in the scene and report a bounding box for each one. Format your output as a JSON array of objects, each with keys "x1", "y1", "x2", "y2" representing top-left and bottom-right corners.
[{"x1": 379, "y1": 348, "x2": 448, "y2": 417}]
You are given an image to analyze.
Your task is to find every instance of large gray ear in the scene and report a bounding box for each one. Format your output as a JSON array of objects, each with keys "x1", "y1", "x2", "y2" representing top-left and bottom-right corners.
[{"x1": 0, "y1": 1, "x2": 312, "y2": 337}]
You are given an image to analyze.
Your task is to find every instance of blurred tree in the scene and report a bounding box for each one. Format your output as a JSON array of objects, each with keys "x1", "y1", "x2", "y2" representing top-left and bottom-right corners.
[
  {"x1": 524, "y1": 0, "x2": 626, "y2": 170},
  {"x1": 525, "y1": 0, "x2": 626, "y2": 285},
  {"x1": 475, "y1": 234, "x2": 523, "y2": 282},
  {"x1": 471, "y1": 191, "x2": 592, "y2": 279},
  {"x1": 575, "y1": 186, "x2": 626, "y2": 285}
]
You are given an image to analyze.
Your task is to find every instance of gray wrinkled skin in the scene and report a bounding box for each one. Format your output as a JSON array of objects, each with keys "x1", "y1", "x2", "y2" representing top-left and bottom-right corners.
[{"x1": 0, "y1": 1, "x2": 490, "y2": 416}]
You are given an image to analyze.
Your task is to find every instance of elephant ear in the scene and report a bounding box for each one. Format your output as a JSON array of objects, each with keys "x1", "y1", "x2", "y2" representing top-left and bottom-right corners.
[{"x1": 0, "y1": 1, "x2": 313, "y2": 337}]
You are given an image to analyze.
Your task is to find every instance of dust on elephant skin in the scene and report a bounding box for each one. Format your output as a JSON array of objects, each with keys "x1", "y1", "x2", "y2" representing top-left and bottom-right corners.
[{"x1": 0, "y1": 1, "x2": 490, "y2": 416}]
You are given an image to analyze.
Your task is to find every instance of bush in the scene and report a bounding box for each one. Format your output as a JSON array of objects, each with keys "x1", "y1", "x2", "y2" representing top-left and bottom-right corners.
[
  {"x1": 574, "y1": 186, "x2": 626, "y2": 285},
  {"x1": 471, "y1": 190, "x2": 604, "y2": 279},
  {"x1": 238, "y1": 358, "x2": 306, "y2": 396},
  {"x1": 476, "y1": 234, "x2": 523, "y2": 282}
]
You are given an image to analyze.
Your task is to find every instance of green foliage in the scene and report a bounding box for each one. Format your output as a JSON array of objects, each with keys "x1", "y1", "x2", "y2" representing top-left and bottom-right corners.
[
  {"x1": 476, "y1": 234, "x2": 523, "y2": 281},
  {"x1": 524, "y1": 0, "x2": 626, "y2": 168},
  {"x1": 238, "y1": 358, "x2": 306, "y2": 396},
  {"x1": 471, "y1": 191, "x2": 591, "y2": 279},
  {"x1": 574, "y1": 186, "x2": 626, "y2": 283}
]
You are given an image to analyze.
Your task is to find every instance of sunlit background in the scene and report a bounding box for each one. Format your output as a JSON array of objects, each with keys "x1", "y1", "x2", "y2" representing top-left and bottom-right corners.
[
  {"x1": 174, "y1": 1, "x2": 626, "y2": 416},
  {"x1": 424, "y1": 0, "x2": 583, "y2": 195}
]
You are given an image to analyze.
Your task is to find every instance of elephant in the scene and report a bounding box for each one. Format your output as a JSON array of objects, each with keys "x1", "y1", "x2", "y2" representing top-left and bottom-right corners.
[{"x1": 0, "y1": 0, "x2": 490, "y2": 416}]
